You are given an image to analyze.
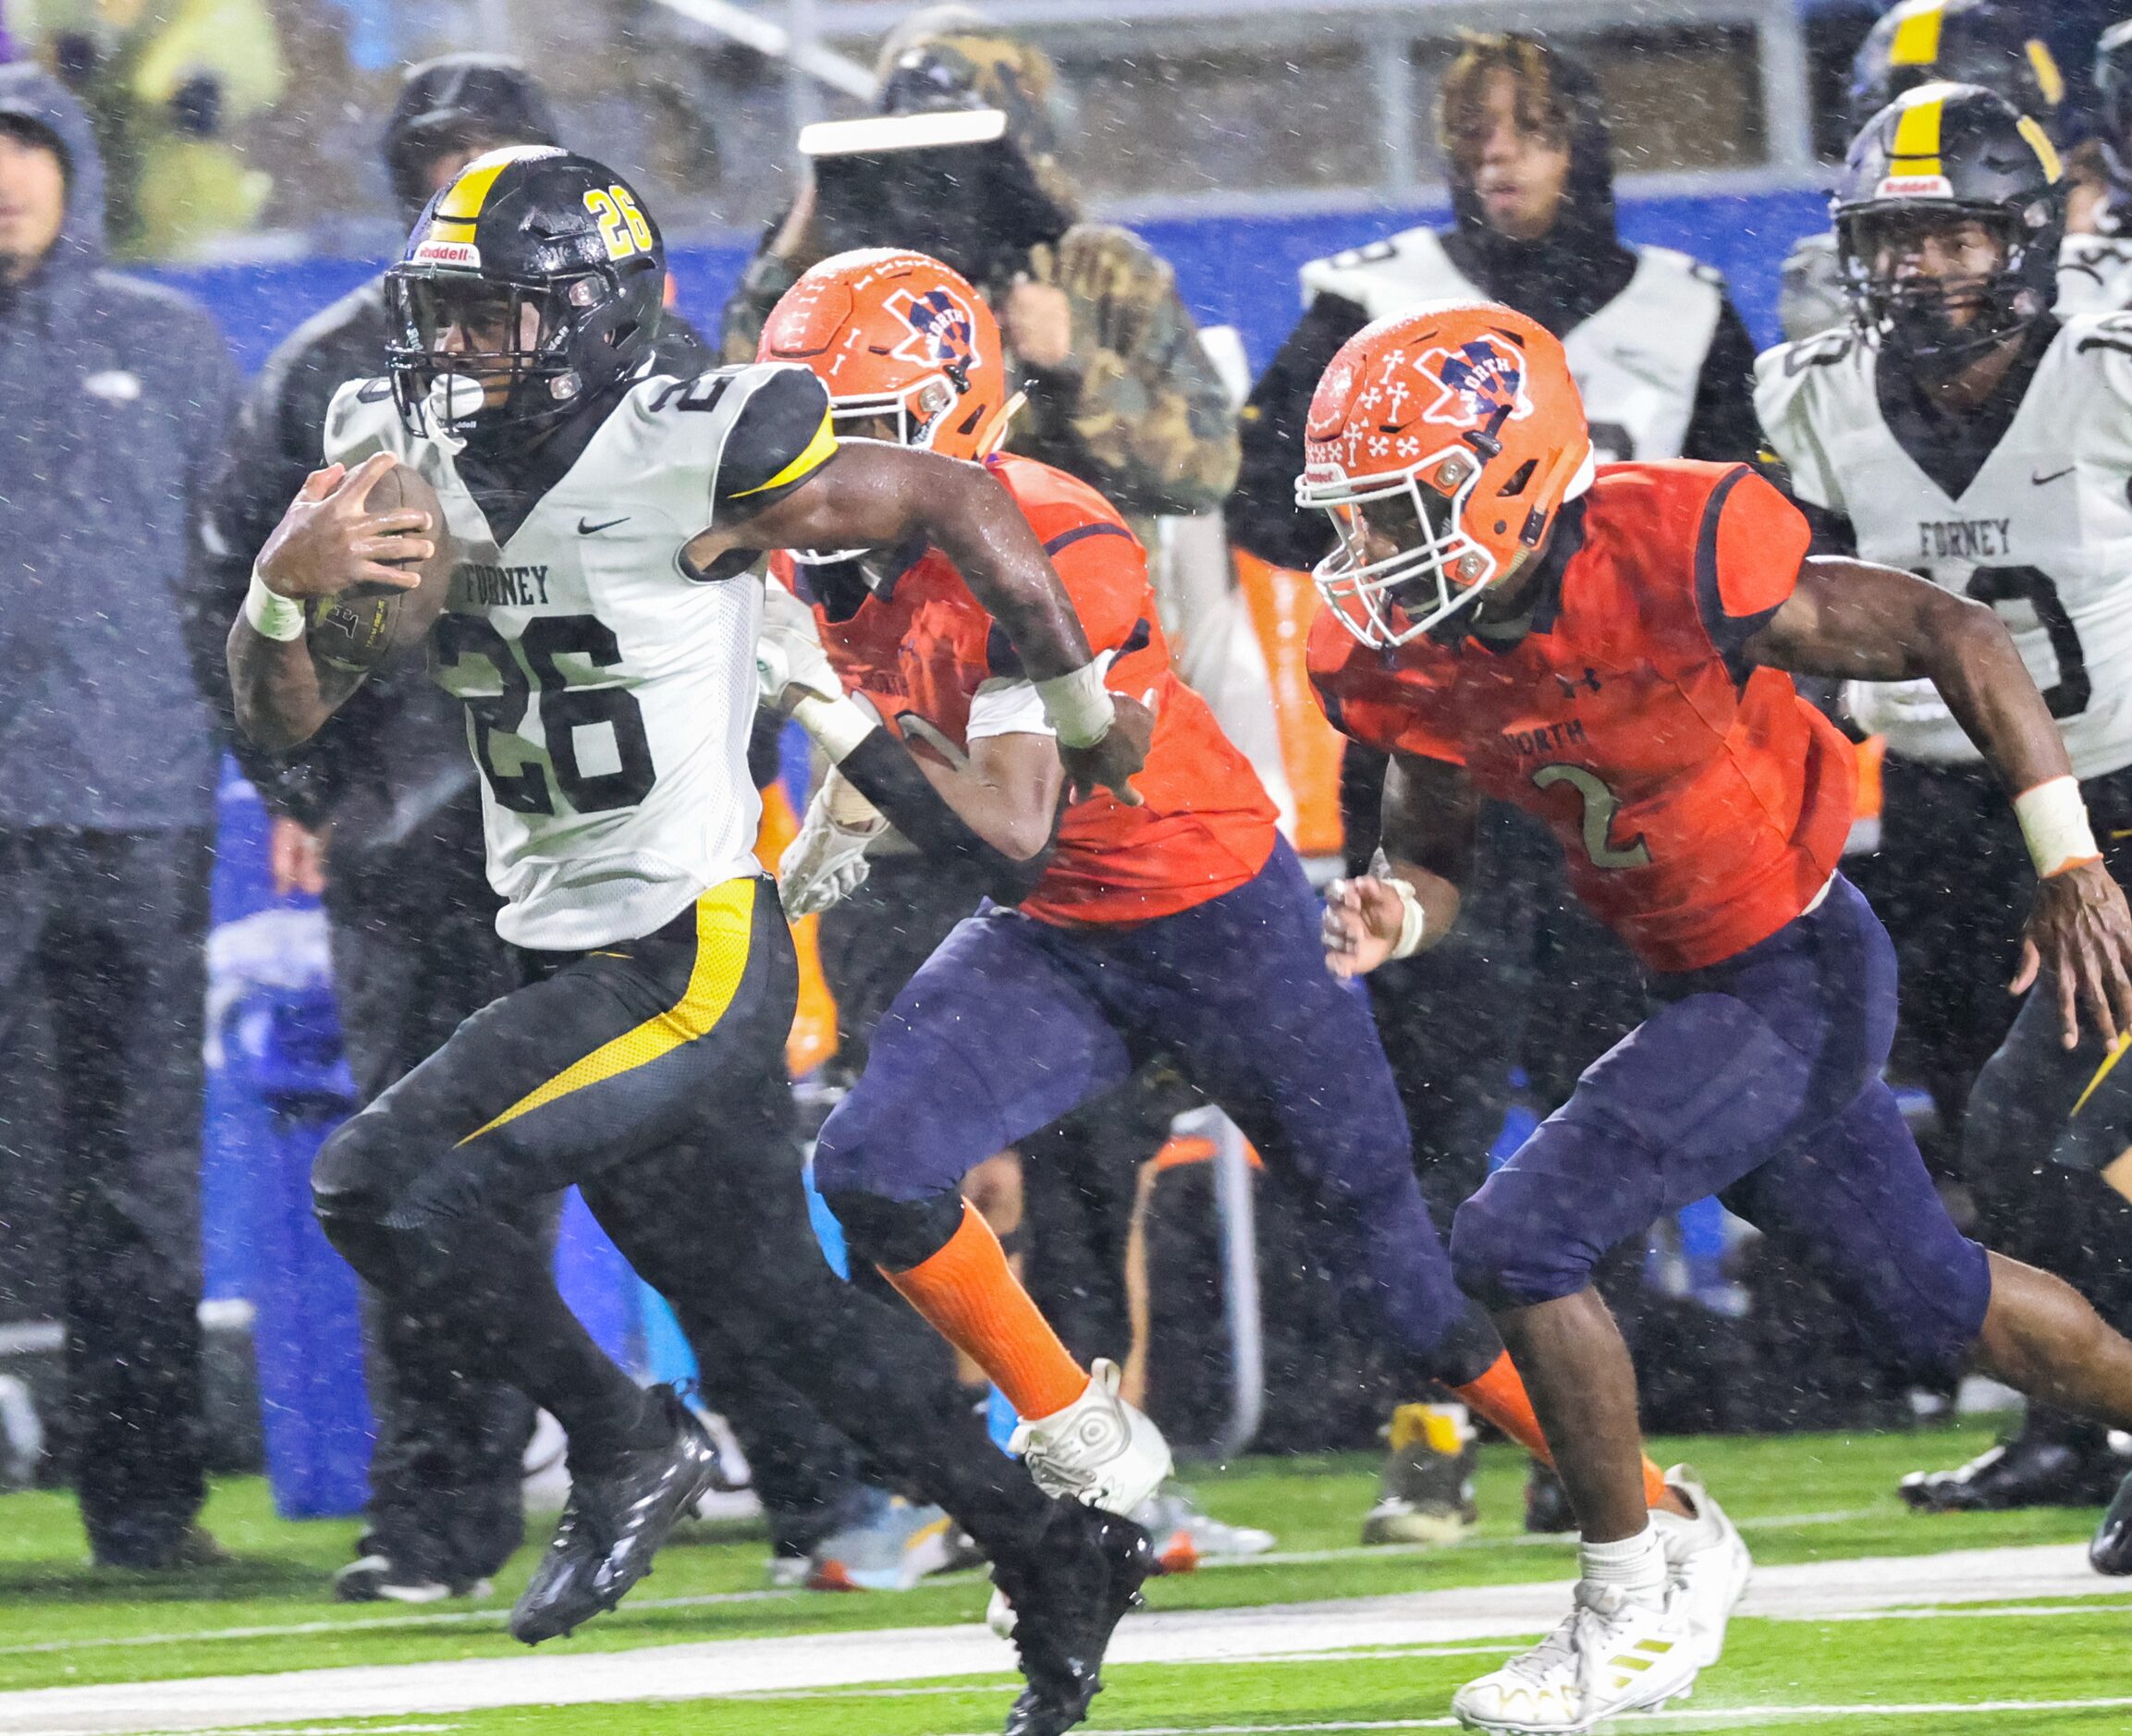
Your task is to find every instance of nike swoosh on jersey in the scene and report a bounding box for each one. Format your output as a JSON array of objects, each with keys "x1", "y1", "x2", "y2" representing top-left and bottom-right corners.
[
  {"x1": 578, "y1": 515, "x2": 630, "y2": 534},
  {"x1": 2032, "y1": 467, "x2": 2077, "y2": 485}
]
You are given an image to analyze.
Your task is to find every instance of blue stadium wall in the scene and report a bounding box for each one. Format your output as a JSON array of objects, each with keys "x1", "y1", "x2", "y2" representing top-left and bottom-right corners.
[{"x1": 157, "y1": 186, "x2": 1833, "y2": 382}]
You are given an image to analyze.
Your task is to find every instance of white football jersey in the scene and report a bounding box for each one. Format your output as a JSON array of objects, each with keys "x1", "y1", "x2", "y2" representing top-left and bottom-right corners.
[
  {"x1": 2058, "y1": 232, "x2": 2132, "y2": 319},
  {"x1": 1298, "y1": 227, "x2": 1724, "y2": 461},
  {"x1": 1757, "y1": 314, "x2": 2132, "y2": 781},
  {"x1": 325, "y1": 363, "x2": 837, "y2": 949}
]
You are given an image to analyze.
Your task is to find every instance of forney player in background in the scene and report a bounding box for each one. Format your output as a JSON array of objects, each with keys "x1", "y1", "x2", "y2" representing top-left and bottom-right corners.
[
  {"x1": 751, "y1": 247, "x2": 1746, "y2": 1645},
  {"x1": 1777, "y1": 1, "x2": 2072, "y2": 340},
  {"x1": 227, "y1": 146, "x2": 1154, "y2": 1736},
  {"x1": 1308, "y1": 300, "x2": 2132, "y2": 1733},
  {"x1": 1759, "y1": 82, "x2": 2132, "y2": 1516},
  {"x1": 1231, "y1": 27, "x2": 1765, "y2": 1543}
]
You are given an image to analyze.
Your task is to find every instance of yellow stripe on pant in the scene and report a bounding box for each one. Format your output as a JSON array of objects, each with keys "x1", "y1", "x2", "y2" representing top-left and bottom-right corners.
[{"x1": 458, "y1": 879, "x2": 756, "y2": 1144}]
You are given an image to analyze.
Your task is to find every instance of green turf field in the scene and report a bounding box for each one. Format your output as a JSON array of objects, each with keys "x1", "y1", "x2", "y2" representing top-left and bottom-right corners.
[{"x1": 0, "y1": 1420, "x2": 2126, "y2": 1736}]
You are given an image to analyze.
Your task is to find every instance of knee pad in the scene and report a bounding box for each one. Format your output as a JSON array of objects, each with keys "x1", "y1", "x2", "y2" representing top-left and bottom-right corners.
[
  {"x1": 820, "y1": 1188, "x2": 966, "y2": 1272},
  {"x1": 1450, "y1": 1182, "x2": 1599, "y2": 1311},
  {"x1": 312, "y1": 1114, "x2": 465, "y2": 1294}
]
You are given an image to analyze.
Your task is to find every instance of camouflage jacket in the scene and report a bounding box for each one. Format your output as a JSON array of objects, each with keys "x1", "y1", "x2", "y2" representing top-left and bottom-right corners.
[{"x1": 719, "y1": 222, "x2": 1239, "y2": 520}]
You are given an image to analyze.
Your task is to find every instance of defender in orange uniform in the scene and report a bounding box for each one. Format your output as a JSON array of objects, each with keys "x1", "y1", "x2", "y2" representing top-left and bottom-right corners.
[
  {"x1": 1305, "y1": 301, "x2": 2132, "y2": 1734},
  {"x1": 750, "y1": 257, "x2": 1712, "y2": 1657}
]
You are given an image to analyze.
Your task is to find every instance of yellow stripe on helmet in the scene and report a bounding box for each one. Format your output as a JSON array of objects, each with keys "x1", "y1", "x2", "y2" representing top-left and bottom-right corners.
[
  {"x1": 434, "y1": 144, "x2": 560, "y2": 225},
  {"x1": 2026, "y1": 39, "x2": 2065, "y2": 110},
  {"x1": 1890, "y1": 87, "x2": 1948, "y2": 176},
  {"x1": 729, "y1": 410, "x2": 839, "y2": 500},
  {"x1": 1887, "y1": 1, "x2": 1944, "y2": 67},
  {"x1": 2017, "y1": 114, "x2": 2064, "y2": 183}
]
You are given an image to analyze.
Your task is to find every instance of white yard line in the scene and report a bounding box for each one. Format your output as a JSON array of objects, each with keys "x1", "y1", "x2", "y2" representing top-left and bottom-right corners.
[
  {"x1": 0, "y1": 1542, "x2": 2115, "y2": 1734},
  {"x1": 0, "y1": 1508, "x2": 1893, "y2": 1660}
]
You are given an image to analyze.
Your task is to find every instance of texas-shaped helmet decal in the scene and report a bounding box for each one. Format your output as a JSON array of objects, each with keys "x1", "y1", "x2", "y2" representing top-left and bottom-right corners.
[
  {"x1": 886, "y1": 285, "x2": 981, "y2": 388},
  {"x1": 1415, "y1": 335, "x2": 1534, "y2": 434}
]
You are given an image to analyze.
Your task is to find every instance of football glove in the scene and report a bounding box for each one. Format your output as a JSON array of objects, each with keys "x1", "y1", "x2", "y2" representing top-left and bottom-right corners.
[
  {"x1": 779, "y1": 768, "x2": 889, "y2": 917},
  {"x1": 756, "y1": 579, "x2": 846, "y2": 713}
]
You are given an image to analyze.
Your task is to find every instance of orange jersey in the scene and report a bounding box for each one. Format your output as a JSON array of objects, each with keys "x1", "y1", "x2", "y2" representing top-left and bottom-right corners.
[
  {"x1": 1309, "y1": 462, "x2": 1855, "y2": 974},
  {"x1": 775, "y1": 453, "x2": 1277, "y2": 926}
]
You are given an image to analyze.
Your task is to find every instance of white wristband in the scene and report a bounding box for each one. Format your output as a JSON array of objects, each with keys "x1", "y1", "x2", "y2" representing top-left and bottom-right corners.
[
  {"x1": 2015, "y1": 775, "x2": 2101, "y2": 878},
  {"x1": 1035, "y1": 661, "x2": 1117, "y2": 750},
  {"x1": 792, "y1": 691, "x2": 882, "y2": 764},
  {"x1": 244, "y1": 568, "x2": 307, "y2": 642}
]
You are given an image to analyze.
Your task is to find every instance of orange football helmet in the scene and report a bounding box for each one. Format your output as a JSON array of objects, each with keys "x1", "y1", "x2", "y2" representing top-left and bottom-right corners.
[
  {"x1": 1296, "y1": 300, "x2": 1595, "y2": 647},
  {"x1": 758, "y1": 247, "x2": 1020, "y2": 461}
]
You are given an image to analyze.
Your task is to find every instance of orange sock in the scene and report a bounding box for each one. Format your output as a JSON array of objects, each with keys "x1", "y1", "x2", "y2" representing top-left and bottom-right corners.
[
  {"x1": 882, "y1": 1201, "x2": 1087, "y2": 1418},
  {"x1": 1450, "y1": 1351, "x2": 1671, "y2": 1509}
]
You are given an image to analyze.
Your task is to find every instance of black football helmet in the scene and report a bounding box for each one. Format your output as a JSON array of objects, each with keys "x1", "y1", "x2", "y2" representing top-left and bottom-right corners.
[
  {"x1": 1846, "y1": 0, "x2": 2065, "y2": 139},
  {"x1": 1833, "y1": 81, "x2": 2064, "y2": 378},
  {"x1": 385, "y1": 145, "x2": 665, "y2": 446},
  {"x1": 2097, "y1": 21, "x2": 2132, "y2": 161}
]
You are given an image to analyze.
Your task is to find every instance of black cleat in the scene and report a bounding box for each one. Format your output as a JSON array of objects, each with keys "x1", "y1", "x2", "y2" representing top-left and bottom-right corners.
[
  {"x1": 1899, "y1": 1418, "x2": 2127, "y2": 1514},
  {"x1": 992, "y1": 1500, "x2": 1155, "y2": 1736},
  {"x1": 1524, "y1": 1461, "x2": 1577, "y2": 1534},
  {"x1": 509, "y1": 1388, "x2": 719, "y2": 1644},
  {"x1": 2092, "y1": 1467, "x2": 2132, "y2": 1574}
]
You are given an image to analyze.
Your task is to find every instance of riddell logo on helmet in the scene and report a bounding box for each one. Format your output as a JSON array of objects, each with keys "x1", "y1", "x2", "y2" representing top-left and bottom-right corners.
[
  {"x1": 1875, "y1": 173, "x2": 1954, "y2": 199},
  {"x1": 1417, "y1": 337, "x2": 1533, "y2": 430},
  {"x1": 413, "y1": 238, "x2": 482, "y2": 269},
  {"x1": 887, "y1": 287, "x2": 981, "y2": 377}
]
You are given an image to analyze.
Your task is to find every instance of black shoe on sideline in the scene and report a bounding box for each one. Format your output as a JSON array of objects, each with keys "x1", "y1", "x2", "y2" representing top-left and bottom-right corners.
[
  {"x1": 2091, "y1": 1466, "x2": 2132, "y2": 1574},
  {"x1": 1899, "y1": 1418, "x2": 2126, "y2": 1514},
  {"x1": 92, "y1": 1525, "x2": 228, "y2": 1572},
  {"x1": 334, "y1": 1549, "x2": 492, "y2": 1604},
  {"x1": 509, "y1": 1388, "x2": 719, "y2": 1644},
  {"x1": 992, "y1": 1500, "x2": 1155, "y2": 1736},
  {"x1": 1523, "y1": 1461, "x2": 1576, "y2": 1534}
]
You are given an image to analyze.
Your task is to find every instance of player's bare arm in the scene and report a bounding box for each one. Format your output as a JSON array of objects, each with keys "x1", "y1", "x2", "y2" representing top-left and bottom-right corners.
[
  {"x1": 227, "y1": 453, "x2": 432, "y2": 750},
  {"x1": 697, "y1": 441, "x2": 1145, "y2": 804},
  {"x1": 1747, "y1": 555, "x2": 2132, "y2": 1048},
  {"x1": 907, "y1": 696, "x2": 1158, "y2": 862},
  {"x1": 1323, "y1": 752, "x2": 1478, "y2": 978}
]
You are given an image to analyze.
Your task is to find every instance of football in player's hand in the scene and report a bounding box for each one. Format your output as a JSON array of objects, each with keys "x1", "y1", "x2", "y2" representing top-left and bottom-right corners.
[{"x1": 307, "y1": 461, "x2": 454, "y2": 672}]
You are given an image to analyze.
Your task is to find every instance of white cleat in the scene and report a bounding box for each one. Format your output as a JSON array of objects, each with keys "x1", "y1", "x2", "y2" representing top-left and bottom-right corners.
[
  {"x1": 1451, "y1": 1581, "x2": 1701, "y2": 1735},
  {"x1": 1008, "y1": 1358, "x2": 1173, "y2": 1515},
  {"x1": 989, "y1": 1360, "x2": 1172, "y2": 1642},
  {"x1": 1649, "y1": 1463, "x2": 1751, "y2": 1669}
]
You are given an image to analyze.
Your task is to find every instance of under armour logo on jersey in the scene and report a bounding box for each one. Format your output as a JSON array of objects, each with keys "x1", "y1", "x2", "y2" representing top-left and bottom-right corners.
[
  {"x1": 1415, "y1": 336, "x2": 1534, "y2": 435},
  {"x1": 1555, "y1": 668, "x2": 1603, "y2": 698}
]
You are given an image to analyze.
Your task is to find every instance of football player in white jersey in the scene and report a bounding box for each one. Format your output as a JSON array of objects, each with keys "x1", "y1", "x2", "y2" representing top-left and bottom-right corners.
[
  {"x1": 1758, "y1": 82, "x2": 2132, "y2": 1535},
  {"x1": 227, "y1": 146, "x2": 1154, "y2": 1736},
  {"x1": 1231, "y1": 29, "x2": 1765, "y2": 1543},
  {"x1": 1776, "y1": 1, "x2": 2076, "y2": 343}
]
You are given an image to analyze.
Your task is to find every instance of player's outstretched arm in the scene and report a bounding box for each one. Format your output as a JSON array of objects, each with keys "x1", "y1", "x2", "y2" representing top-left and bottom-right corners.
[
  {"x1": 1323, "y1": 752, "x2": 1476, "y2": 978},
  {"x1": 1747, "y1": 555, "x2": 2132, "y2": 1047},
  {"x1": 726, "y1": 443, "x2": 1145, "y2": 805},
  {"x1": 226, "y1": 454, "x2": 432, "y2": 751}
]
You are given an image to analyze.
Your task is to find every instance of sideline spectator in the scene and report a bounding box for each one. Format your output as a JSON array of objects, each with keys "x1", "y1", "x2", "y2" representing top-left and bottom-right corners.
[
  {"x1": 0, "y1": 63, "x2": 236, "y2": 1570},
  {"x1": 719, "y1": 20, "x2": 1239, "y2": 539}
]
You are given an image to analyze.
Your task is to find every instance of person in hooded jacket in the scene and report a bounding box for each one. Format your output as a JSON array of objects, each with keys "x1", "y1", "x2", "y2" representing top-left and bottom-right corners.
[
  {"x1": 1229, "y1": 32, "x2": 1764, "y2": 1544},
  {"x1": 0, "y1": 64, "x2": 237, "y2": 1571}
]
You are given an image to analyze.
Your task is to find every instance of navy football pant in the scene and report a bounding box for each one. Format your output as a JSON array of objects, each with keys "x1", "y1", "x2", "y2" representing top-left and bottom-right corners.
[
  {"x1": 1452, "y1": 875, "x2": 1992, "y2": 1383},
  {"x1": 815, "y1": 840, "x2": 1497, "y2": 1386}
]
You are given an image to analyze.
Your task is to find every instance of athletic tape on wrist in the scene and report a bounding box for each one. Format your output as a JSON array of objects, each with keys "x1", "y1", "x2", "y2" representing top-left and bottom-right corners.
[
  {"x1": 791, "y1": 692, "x2": 882, "y2": 764},
  {"x1": 1034, "y1": 662, "x2": 1116, "y2": 749},
  {"x1": 245, "y1": 568, "x2": 307, "y2": 642},
  {"x1": 2015, "y1": 775, "x2": 2101, "y2": 878},
  {"x1": 1368, "y1": 849, "x2": 1428, "y2": 960}
]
